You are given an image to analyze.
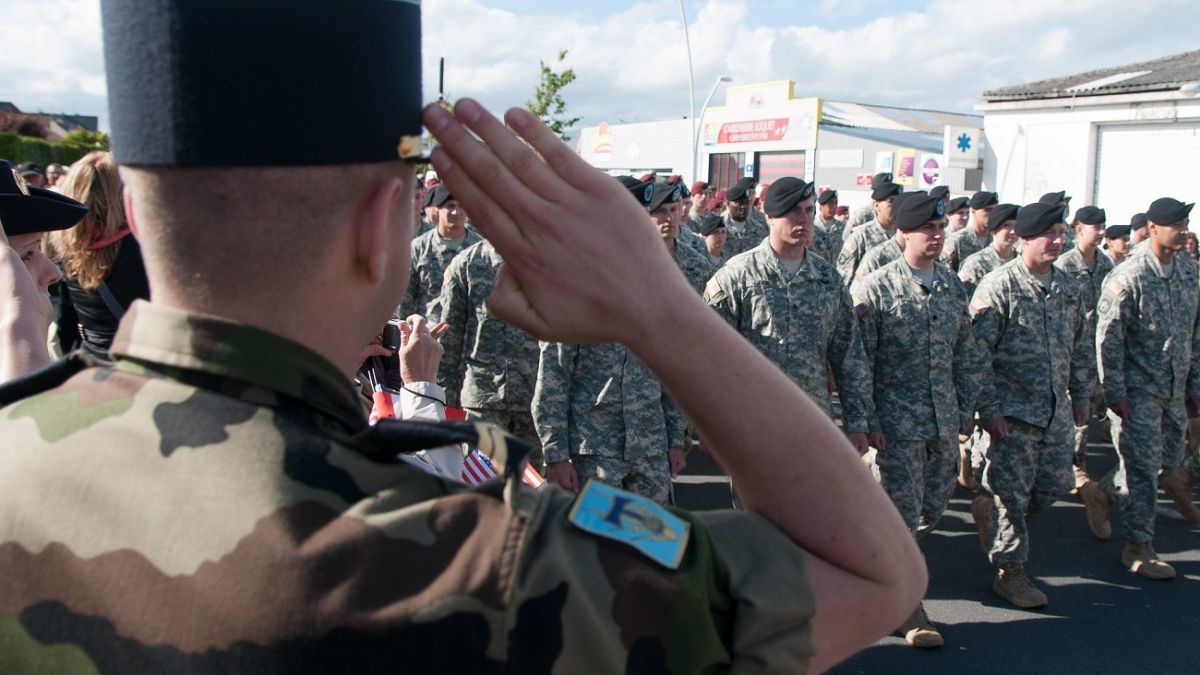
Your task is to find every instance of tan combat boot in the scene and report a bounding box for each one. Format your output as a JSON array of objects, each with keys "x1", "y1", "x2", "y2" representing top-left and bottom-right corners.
[
  {"x1": 1071, "y1": 463, "x2": 1089, "y2": 494},
  {"x1": 992, "y1": 564, "x2": 1048, "y2": 608},
  {"x1": 1078, "y1": 481, "x2": 1113, "y2": 540},
  {"x1": 1158, "y1": 468, "x2": 1200, "y2": 524},
  {"x1": 958, "y1": 436, "x2": 974, "y2": 489},
  {"x1": 970, "y1": 493, "x2": 992, "y2": 554},
  {"x1": 895, "y1": 602, "x2": 943, "y2": 648},
  {"x1": 1121, "y1": 542, "x2": 1176, "y2": 580}
]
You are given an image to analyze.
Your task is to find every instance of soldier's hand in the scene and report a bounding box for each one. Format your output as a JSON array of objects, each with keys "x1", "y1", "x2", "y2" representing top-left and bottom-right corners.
[
  {"x1": 424, "y1": 99, "x2": 693, "y2": 345},
  {"x1": 980, "y1": 416, "x2": 1009, "y2": 439},
  {"x1": 1108, "y1": 400, "x2": 1130, "y2": 420},
  {"x1": 397, "y1": 315, "x2": 444, "y2": 384},
  {"x1": 667, "y1": 446, "x2": 687, "y2": 477},
  {"x1": 868, "y1": 432, "x2": 887, "y2": 453},
  {"x1": 1073, "y1": 405, "x2": 1089, "y2": 427},
  {"x1": 846, "y1": 432, "x2": 869, "y2": 456},
  {"x1": 546, "y1": 460, "x2": 579, "y2": 493}
]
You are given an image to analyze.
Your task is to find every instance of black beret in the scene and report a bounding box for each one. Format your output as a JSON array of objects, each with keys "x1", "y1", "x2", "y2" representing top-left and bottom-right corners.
[
  {"x1": 698, "y1": 212, "x2": 725, "y2": 236},
  {"x1": 893, "y1": 191, "x2": 945, "y2": 231},
  {"x1": 946, "y1": 196, "x2": 970, "y2": 213},
  {"x1": 987, "y1": 203, "x2": 1020, "y2": 231},
  {"x1": 726, "y1": 183, "x2": 752, "y2": 202},
  {"x1": 1131, "y1": 212, "x2": 1149, "y2": 231},
  {"x1": 1146, "y1": 197, "x2": 1194, "y2": 225},
  {"x1": 100, "y1": 0, "x2": 424, "y2": 166},
  {"x1": 871, "y1": 181, "x2": 903, "y2": 201},
  {"x1": 1014, "y1": 202, "x2": 1066, "y2": 238},
  {"x1": 17, "y1": 162, "x2": 43, "y2": 177},
  {"x1": 871, "y1": 172, "x2": 894, "y2": 189},
  {"x1": 1105, "y1": 224, "x2": 1131, "y2": 239},
  {"x1": 929, "y1": 185, "x2": 950, "y2": 200},
  {"x1": 618, "y1": 176, "x2": 654, "y2": 207},
  {"x1": 649, "y1": 183, "x2": 683, "y2": 212},
  {"x1": 969, "y1": 191, "x2": 998, "y2": 209},
  {"x1": 427, "y1": 185, "x2": 454, "y2": 207},
  {"x1": 817, "y1": 189, "x2": 838, "y2": 205},
  {"x1": 1074, "y1": 205, "x2": 1106, "y2": 225},
  {"x1": 1039, "y1": 190, "x2": 1070, "y2": 205},
  {"x1": 763, "y1": 177, "x2": 816, "y2": 217},
  {"x1": 0, "y1": 161, "x2": 88, "y2": 236}
]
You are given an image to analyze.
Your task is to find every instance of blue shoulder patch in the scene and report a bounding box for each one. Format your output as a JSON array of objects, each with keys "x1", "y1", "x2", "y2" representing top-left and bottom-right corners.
[{"x1": 568, "y1": 480, "x2": 691, "y2": 569}]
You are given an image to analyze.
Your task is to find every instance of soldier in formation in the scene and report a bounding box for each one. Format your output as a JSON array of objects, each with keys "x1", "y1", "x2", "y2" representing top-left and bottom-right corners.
[
  {"x1": 939, "y1": 191, "x2": 998, "y2": 271},
  {"x1": 813, "y1": 187, "x2": 846, "y2": 263},
  {"x1": 720, "y1": 179, "x2": 770, "y2": 257},
  {"x1": 398, "y1": 185, "x2": 482, "y2": 320},
  {"x1": 837, "y1": 178, "x2": 903, "y2": 285}
]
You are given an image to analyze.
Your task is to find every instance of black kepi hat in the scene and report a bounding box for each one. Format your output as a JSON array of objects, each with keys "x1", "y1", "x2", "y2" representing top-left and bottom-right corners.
[
  {"x1": 0, "y1": 161, "x2": 88, "y2": 236},
  {"x1": 929, "y1": 186, "x2": 950, "y2": 201},
  {"x1": 871, "y1": 181, "x2": 903, "y2": 201},
  {"x1": 617, "y1": 176, "x2": 654, "y2": 208},
  {"x1": 1074, "y1": 206, "x2": 1106, "y2": 225},
  {"x1": 100, "y1": 0, "x2": 424, "y2": 166},
  {"x1": 763, "y1": 177, "x2": 815, "y2": 217},
  {"x1": 1146, "y1": 197, "x2": 1194, "y2": 225},
  {"x1": 427, "y1": 185, "x2": 454, "y2": 207},
  {"x1": 1105, "y1": 224, "x2": 1131, "y2": 239},
  {"x1": 817, "y1": 188, "x2": 838, "y2": 205},
  {"x1": 1039, "y1": 190, "x2": 1070, "y2": 205},
  {"x1": 1130, "y1": 213, "x2": 1149, "y2": 231},
  {"x1": 946, "y1": 196, "x2": 970, "y2": 213},
  {"x1": 649, "y1": 183, "x2": 682, "y2": 212},
  {"x1": 987, "y1": 203, "x2": 1020, "y2": 231},
  {"x1": 969, "y1": 191, "x2": 998, "y2": 209},
  {"x1": 893, "y1": 191, "x2": 945, "y2": 231},
  {"x1": 698, "y1": 212, "x2": 725, "y2": 236},
  {"x1": 1014, "y1": 202, "x2": 1066, "y2": 238}
]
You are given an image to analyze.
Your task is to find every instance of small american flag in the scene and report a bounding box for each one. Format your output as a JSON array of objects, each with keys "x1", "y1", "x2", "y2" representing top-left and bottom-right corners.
[{"x1": 461, "y1": 448, "x2": 545, "y2": 489}]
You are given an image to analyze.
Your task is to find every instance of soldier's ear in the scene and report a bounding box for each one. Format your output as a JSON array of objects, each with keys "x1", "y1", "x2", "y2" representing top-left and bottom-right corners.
[{"x1": 353, "y1": 174, "x2": 407, "y2": 285}]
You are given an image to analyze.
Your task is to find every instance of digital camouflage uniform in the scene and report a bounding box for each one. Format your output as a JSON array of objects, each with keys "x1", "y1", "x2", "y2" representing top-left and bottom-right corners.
[
  {"x1": 669, "y1": 237, "x2": 716, "y2": 295},
  {"x1": 939, "y1": 227, "x2": 992, "y2": 272},
  {"x1": 532, "y1": 342, "x2": 685, "y2": 504},
  {"x1": 971, "y1": 259, "x2": 1094, "y2": 566},
  {"x1": 721, "y1": 213, "x2": 769, "y2": 259},
  {"x1": 958, "y1": 245, "x2": 1013, "y2": 300},
  {"x1": 706, "y1": 240, "x2": 873, "y2": 433},
  {"x1": 397, "y1": 227, "x2": 482, "y2": 321},
  {"x1": 1054, "y1": 246, "x2": 1114, "y2": 478},
  {"x1": 855, "y1": 261, "x2": 980, "y2": 537},
  {"x1": 438, "y1": 240, "x2": 542, "y2": 467},
  {"x1": 677, "y1": 224, "x2": 709, "y2": 255},
  {"x1": 0, "y1": 302, "x2": 818, "y2": 672},
  {"x1": 836, "y1": 219, "x2": 890, "y2": 286},
  {"x1": 1095, "y1": 247, "x2": 1200, "y2": 543},
  {"x1": 812, "y1": 214, "x2": 846, "y2": 265},
  {"x1": 850, "y1": 238, "x2": 903, "y2": 293}
]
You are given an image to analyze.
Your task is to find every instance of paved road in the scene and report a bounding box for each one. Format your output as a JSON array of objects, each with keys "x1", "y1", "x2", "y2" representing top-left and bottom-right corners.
[{"x1": 673, "y1": 439, "x2": 1199, "y2": 673}]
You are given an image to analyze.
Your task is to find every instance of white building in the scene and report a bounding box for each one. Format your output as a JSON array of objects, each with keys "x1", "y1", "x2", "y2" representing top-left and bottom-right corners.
[{"x1": 981, "y1": 49, "x2": 1200, "y2": 224}]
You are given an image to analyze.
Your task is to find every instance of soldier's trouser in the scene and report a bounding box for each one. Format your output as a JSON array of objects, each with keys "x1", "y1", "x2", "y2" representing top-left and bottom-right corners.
[
  {"x1": 573, "y1": 454, "x2": 671, "y2": 505},
  {"x1": 1072, "y1": 387, "x2": 1107, "y2": 476},
  {"x1": 1099, "y1": 392, "x2": 1187, "y2": 544},
  {"x1": 466, "y1": 408, "x2": 544, "y2": 475},
  {"x1": 1185, "y1": 415, "x2": 1200, "y2": 480},
  {"x1": 875, "y1": 436, "x2": 958, "y2": 539},
  {"x1": 981, "y1": 418, "x2": 1073, "y2": 567}
]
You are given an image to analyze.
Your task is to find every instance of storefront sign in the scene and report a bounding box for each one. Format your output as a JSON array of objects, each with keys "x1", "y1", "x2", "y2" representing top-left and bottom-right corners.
[{"x1": 714, "y1": 117, "x2": 791, "y2": 144}]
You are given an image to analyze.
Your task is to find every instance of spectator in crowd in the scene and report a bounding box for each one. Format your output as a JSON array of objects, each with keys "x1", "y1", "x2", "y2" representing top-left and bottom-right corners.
[{"x1": 48, "y1": 151, "x2": 150, "y2": 358}]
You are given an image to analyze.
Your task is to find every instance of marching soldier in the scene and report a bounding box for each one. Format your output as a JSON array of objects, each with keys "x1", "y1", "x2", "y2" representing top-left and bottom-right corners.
[
  {"x1": 958, "y1": 203, "x2": 1020, "y2": 299},
  {"x1": 813, "y1": 187, "x2": 846, "y2": 263},
  {"x1": 939, "y1": 191, "x2": 998, "y2": 271}
]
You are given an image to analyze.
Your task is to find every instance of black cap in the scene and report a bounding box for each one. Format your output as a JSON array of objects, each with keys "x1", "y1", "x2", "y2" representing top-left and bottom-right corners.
[
  {"x1": 1146, "y1": 197, "x2": 1194, "y2": 225},
  {"x1": 618, "y1": 176, "x2": 654, "y2": 208},
  {"x1": 698, "y1": 212, "x2": 725, "y2": 236},
  {"x1": 726, "y1": 182, "x2": 752, "y2": 202},
  {"x1": 427, "y1": 185, "x2": 454, "y2": 207},
  {"x1": 969, "y1": 191, "x2": 998, "y2": 209},
  {"x1": 946, "y1": 196, "x2": 970, "y2": 213},
  {"x1": 1131, "y1": 212, "x2": 1149, "y2": 231},
  {"x1": 100, "y1": 0, "x2": 424, "y2": 166},
  {"x1": 763, "y1": 177, "x2": 815, "y2": 217},
  {"x1": 0, "y1": 161, "x2": 89, "y2": 236},
  {"x1": 1039, "y1": 190, "x2": 1070, "y2": 205},
  {"x1": 893, "y1": 191, "x2": 945, "y2": 231},
  {"x1": 1074, "y1": 205, "x2": 1106, "y2": 225},
  {"x1": 871, "y1": 181, "x2": 903, "y2": 201},
  {"x1": 1105, "y1": 224, "x2": 1131, "y2": 239},
  {"x1": 929, "y1": 185, "x2": 950, "y2": 200},
  {"x1": 1014, "y1": 202, "x2": 1066, "y2": 238},
  {"x1": 987, "y1": 203, "x2": 1020, "y2": 231},
  {"x1": 16, "y1": 162, "x2": 43, "y2": 177},
  {"x1": 649, "y1": 182, "x2": 683, "y2": 212},
  {"x1": 871, "y1": 172, "x2": 894, "y2": 189},
  {"x1": 817, "y1": 188, "x2": 838, "y2": 205}
]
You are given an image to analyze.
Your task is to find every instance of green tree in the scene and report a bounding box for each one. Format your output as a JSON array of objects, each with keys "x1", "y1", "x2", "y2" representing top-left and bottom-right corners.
[
  {"x1": 59, "y1": 128, "x2": 110, "y2": 150},
  {"x1": 527, "y1": 50, "x2": 581, "y2": 141}
]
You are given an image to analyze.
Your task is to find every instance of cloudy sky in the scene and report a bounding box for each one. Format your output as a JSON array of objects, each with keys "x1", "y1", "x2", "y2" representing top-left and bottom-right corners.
[{"x1": 2, "y1": 0, "x2": 1199, "y2": 132}]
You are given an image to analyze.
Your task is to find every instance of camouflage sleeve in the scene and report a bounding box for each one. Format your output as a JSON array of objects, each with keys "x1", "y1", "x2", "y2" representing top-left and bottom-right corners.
[
  {"x1": 437, "y1": 257, "x2": 470, "y2": 408},
  {"x1": 969, "y1": 278, "x2": 1005, "y2": 419},
  {"x1": 1068, "y1": 282, "x2": 1097, "y2": 408},
  {"x1": 937, "y1": 239, "x2": 957, "y2": 271},
  {"x1": 829, "y1": 285, "x2": 872, "y2": 433},
  {"x1": 532, "y1": 341, "x2": 576, "y2": 464},
  {"x1": 950, "y1": 282, "x2": 982, "y2": 425},
  {"x1": 835, "y1": 237, "x2": 860, "y2": 287},
  {"x1": 852, "y1": 284, "x2": 881, "y2": 435},
  {"x1": 1096, "y1": 276, "x2": 1130, "y2": 406},
  {"x1": 661, "y1": 390, "x2": 686, "y2": 450},
  {"x1": 704, "y1": 268, "x2": 739, "y2": 328}
]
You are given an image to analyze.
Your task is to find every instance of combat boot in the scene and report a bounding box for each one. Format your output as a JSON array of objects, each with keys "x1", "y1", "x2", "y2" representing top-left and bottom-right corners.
[
  {"x1": 1071, "y1": 463, "x2": 1089, "y2": 494},
  {"x1": 1121, "y1": 542, "x2": 1176, "y2": 580},
  {"x1": 992, "y1": 564, "x2": 1048, "y2": 608},
  {"x1": 895, "y1": 602, "x2": 943, "y2": 648},
  {"x1": 957, "y1": 437, "x2": 974, "y2": 489},
  {"x1": 1158, "y1": 468, "x2": 1200, "y2": 524},
  {"x1": 970, "y1": 493, "x2": 992, "y2": 554},
  {"x1": 1078, "y1": 481, "x2": 1112, "y2": 540}
]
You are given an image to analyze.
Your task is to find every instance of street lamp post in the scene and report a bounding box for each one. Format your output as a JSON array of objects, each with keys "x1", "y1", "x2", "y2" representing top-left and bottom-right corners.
[{"x1": 693, "y1": 76, "x2": 732, "y2": 185}]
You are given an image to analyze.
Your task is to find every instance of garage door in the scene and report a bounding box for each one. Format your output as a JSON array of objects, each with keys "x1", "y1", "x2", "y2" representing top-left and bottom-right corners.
[{"x1": 1094, "y1": 122, "x2": 1200, "y2": 224}]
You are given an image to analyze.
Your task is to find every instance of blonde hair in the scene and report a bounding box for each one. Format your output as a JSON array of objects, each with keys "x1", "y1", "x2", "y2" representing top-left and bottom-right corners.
[{"x1": 49, "y1": 152, "x2": 127, "y2": 291}]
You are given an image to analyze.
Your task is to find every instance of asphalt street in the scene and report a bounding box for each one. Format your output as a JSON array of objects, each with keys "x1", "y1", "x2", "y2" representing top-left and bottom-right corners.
[{"x1": 673, "y1": 436, "x2": 1199, "y2": 674}]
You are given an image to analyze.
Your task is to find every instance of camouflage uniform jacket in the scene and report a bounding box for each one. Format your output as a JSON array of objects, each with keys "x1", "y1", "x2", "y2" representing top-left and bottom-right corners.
[
  {"x1": 855, "y1": 260, "x2": 980, "y2": 440},
  {"x1": 705, "y1": 240, "x2": 873, "y2": 432},
  {"x1": 958, "y1": 245, "x2": 1012, "y2": 299},
  {"x1": 1096, "y1": 246, "x2": 1200, "y2": 406},
  {"x1": 722, "y1": 213, "x2": 769, "y2": 258},
  {"x1": 438, "y1": 240, "x2": 539, "y2": 411},
  {"x1": 398, "y1": 227, "x2": 482, "y2": 321},
  {"x1": 812, "y1": 214, "x2": 846, "y2": 264},
  {"x1": 851, "y1": 237, "x2": 902, "y2": 291},
  {"x1": 0, "y1": 301, "x2": 817, "y2": 672},
  {"x1": 970, "y1": 259, "x2": 1095, "y2": 429},
  {"x1": 670, "y1": 238, "x2": 716, "y2": 295},
  {"x1": 532, "y1": 342, "x2": 686, "y2": 464},
  {"x1": 939, "y1": 227, "x2": 991, "y2": 271},
  {"x1": 1054, "y1": 246, "x2": 1114, "y2": 318},
  {"x1": 836, "y1": 219, "x2": 889, "y2": 286},
  {"x1": 677, "y1": 225, "x2": 708, "y2": 255}
]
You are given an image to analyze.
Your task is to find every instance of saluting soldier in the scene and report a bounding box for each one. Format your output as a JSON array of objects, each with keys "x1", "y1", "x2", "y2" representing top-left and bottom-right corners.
[
  {"x1": 939, "y1": 191, "x2": 998, "y2": 271},
  {"x1": 398, "y1": 185, "x2": 482, "y2": 320},
  {"x1": 968, "y1": 202, "x2": 1094, "y2": 609},
  {"x1": 813, "y1": 187, "x2": 846, "y2": 263},
  {"x1": 854, "y1": 191, "x2": 980, "y2": 649},
  {"x1": 837, "y1": 179, "x2": 903, "y2": 285},
  {"x1": 1080, "y1": 197, "x2": 1200, "y2": 580}
]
